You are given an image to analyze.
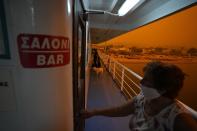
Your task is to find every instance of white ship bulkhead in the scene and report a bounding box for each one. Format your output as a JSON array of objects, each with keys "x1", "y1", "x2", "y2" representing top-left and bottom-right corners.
[{"x1": 0, "y1": 0, "x2": 73, "y2": 130}]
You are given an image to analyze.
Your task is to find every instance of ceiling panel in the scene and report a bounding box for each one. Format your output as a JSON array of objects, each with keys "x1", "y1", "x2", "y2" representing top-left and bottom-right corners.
[
  {"x1": 83, "y1": 0, "x2": 197, "y2": 44},
  {"x1": 83, "y1": 0, "x2": 118, "y2": 11},
  {"x1": 90, "y1": 28, "x2": 125, "y2": 43}
]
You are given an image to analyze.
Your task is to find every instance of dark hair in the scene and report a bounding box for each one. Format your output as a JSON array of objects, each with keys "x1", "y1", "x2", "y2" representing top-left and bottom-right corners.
[{"x1": 143, "y1": 61, "x2": 186, "y2": 99}]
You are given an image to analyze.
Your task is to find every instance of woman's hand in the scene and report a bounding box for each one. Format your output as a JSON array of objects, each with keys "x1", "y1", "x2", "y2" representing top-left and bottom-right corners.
[
  {"x1": 80, "y1": 100, "x2": 135, "y2": 119},
  {"x1": 80, "y1": 109, "x2": 96, "y2": 119}
]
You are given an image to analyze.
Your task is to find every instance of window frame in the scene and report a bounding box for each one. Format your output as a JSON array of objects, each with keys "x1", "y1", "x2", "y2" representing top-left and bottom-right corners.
[{"x1": 0, "y1": 0, "x2": 10, "y2": 59}]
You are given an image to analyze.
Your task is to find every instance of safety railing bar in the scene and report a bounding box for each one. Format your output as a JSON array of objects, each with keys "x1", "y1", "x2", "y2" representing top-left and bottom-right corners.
[
  {"x1": 122, "y1": 90, "x2": 132, "y2": 99},
  {"x1": 99, "y1": 52, "x2": 197, "y2": 114},
  {"x1": 123, "y1": 76, "x2": 141, "y2": 90},
  {"x1": 123, "y1": 80, "x2": 138, "y2": 96},
  {"x1": 113, "y1": 64, "x2": 141, "y2": 92},
  {"x1": 116, "y1": 77, "x2": 121, "y2": 84},
  {"x1": 115, "y1": 71, "x2": 122, "y2": 79},
  {"x1": 124, "y1": 90, "x2": 133, "y2": 99},
  {"x1": 114, "y1": 76, "x2": 122, "y2": 85},
  {"x1": 109, "y1": 64, "x2": 113, "y2": 69},
  {"x1": 177, "y1": 100, "x2": 197, "y2": 119},
  {"x1": 123, "y1": 86, "x2": 136, "y2": 97},
  {"x1": 113, "y1": 60, "x2": 143, "y2": 80},
  {"x1": 114, "y1": 66, "x2": 122, "y2": 73},
  {"x1": 124, "y1": 73, "x2": 135, "y2": 82},
  {"x1": 124, "y1": 74, "x2": 141, "y2": 89}
]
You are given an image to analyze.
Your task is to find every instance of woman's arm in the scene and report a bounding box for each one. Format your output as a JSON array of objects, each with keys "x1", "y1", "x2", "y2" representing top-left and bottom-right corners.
[
  {"x1": 82, "y1": 99, "x2": 135, "y2": 119},
  {"x1": 174, "y1": 113, "x2": 197, "y2": 131}
]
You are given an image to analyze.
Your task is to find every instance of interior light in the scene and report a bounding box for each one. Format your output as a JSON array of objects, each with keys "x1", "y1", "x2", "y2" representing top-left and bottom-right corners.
[{"x1": 118, "y1": 0, "x2": 142, "y2": 16}]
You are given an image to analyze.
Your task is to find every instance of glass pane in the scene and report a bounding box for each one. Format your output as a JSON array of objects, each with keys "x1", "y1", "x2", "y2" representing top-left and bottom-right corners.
[{"x1": 0, "y1": 19, "x2": 5, "y2": 55}]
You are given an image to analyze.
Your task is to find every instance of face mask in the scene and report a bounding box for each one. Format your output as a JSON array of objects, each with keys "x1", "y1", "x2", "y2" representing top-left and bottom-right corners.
[{"x1": 140, "y1": 84, "x2": 161, "y2": 101}]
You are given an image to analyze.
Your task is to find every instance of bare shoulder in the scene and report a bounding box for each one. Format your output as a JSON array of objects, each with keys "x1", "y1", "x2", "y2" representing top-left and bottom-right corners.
[{"x1": 174, "y1": 113, "x2": 197, "y2": 131}]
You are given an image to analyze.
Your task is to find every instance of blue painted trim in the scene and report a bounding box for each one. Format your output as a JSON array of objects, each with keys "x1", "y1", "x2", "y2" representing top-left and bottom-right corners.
[{"x1": 0, "y1": 0, "x2": 10, "y2": 59}]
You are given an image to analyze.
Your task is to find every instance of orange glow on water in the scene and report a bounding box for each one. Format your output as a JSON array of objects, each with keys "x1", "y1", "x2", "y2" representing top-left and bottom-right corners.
[{"x1": 104, "y1": 5, "x2": 197, "y2": 48}]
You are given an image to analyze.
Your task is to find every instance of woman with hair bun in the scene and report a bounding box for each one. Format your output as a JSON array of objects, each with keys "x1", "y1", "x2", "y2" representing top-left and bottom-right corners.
[{"x1": 82, "y1": 61, "x2": 197, "y2": 131}]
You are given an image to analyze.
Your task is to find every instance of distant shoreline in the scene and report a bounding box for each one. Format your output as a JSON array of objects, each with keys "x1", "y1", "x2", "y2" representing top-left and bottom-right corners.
[{"x1": 112, "y1": 56, "x2": 197, "y2": 64}]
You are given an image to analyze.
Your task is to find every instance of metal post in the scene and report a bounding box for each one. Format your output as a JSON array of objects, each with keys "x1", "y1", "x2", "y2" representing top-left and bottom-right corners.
[
  {"x1": 113, "y1": 61, "x2": 115, "y2": 79},
  {"x1": 108, "y1": 56, "x2": 111, "y2": 72},
  {"x1": 121, "y1": 68, "x2": 125, "y2": 91}
]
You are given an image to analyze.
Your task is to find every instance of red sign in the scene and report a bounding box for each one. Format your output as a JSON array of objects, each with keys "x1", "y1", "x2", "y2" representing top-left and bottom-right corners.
[{"x1": 17, "y1": 34, "x2": 70, "y2": 68}]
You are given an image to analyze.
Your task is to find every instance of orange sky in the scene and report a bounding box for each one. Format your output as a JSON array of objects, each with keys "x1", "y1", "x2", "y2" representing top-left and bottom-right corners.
[{"x1": 101, "y1": 5, "x2": 197, "y2": 48}]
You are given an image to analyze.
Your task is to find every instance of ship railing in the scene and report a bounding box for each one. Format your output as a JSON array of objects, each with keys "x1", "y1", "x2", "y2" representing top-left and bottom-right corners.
[{"x1": 98, "y1": 51, "x2": 197, "y2": 119}]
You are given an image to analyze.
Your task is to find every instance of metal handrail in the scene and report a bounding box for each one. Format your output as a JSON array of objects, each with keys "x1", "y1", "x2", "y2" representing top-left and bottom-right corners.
[
  {"x1": 99, "y1": 52, "x2": 142, "y2": 97},
  {"x1": 110, "y1": 59, "x2": 141, "y2": 96},
  {"x1": 98, "y1": 51, "x2": 197, "y2": 119},
  {"x1": 123, "y1": 86, "x2": 133, "y2": 98},
  {"x1": 114, "y1": 60, "x2": 143, "y2": 80},
  {"x1": 123, "y1": 80, "x2": 138, "y2": 96},
  {"x1": 124, "y1": 74, "x2": 141, "y2": 89}
]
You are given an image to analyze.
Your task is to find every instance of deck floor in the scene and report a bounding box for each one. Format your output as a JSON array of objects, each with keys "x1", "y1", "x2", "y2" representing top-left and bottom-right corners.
[{"x1": 85, "y1": 68, "x2": 131, "y2": 131}]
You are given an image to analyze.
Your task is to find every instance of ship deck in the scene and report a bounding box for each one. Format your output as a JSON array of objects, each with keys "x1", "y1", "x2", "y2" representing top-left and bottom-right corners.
[{"x1": 85, "y1": 67, "x2": 131, "y2": 131}]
